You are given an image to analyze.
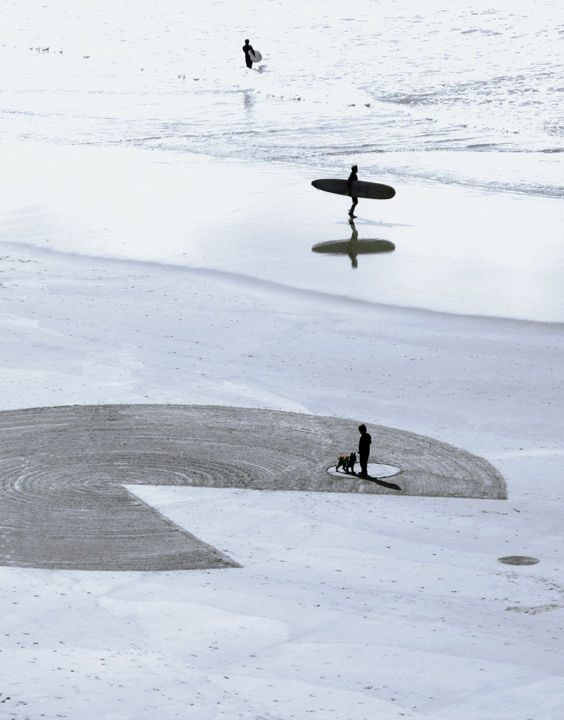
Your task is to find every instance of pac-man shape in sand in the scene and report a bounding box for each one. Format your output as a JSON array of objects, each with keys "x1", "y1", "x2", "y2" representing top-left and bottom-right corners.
[{"x1": 0, "y1": 405, "x2": 506, "y2": 571}]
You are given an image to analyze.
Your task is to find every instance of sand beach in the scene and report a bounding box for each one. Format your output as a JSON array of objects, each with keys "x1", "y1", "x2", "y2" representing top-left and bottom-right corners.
[{"x1": 0, "y1": 138, "x2": 563, "y2": 718}]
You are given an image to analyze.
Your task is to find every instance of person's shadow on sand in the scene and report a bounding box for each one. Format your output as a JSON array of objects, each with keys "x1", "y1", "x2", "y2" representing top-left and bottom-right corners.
[
  {"x1": 361, "y1": 474, "x2": 402, "y2": 491},
  {"x1": 337, "y1": 467, "x2": 401, "y2": 491}
]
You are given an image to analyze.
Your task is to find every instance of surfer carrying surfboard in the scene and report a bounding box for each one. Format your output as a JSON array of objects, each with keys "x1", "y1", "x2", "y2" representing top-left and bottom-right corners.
[
  {"x1": 347, "y1": 165, "x2": 359, "y2": 218},
  {"x1": 242, "y1": 39, "x2": 255, "y2": 69}
]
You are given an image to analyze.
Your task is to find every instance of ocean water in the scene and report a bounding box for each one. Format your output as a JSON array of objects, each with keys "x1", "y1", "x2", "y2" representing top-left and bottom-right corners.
[
  {"x1": 1, "y1": 0, "x2": 563, "y2": 196},
  {"x1": 1, "y1": 0, "x2": 563, "y2": 322}
]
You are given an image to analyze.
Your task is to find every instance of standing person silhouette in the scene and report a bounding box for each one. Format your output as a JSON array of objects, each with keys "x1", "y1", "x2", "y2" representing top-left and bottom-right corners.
[
  {"x1": 347, "y1": 164, "x2": 359, "y2": 218},
  {"x1": 358, "y1": 423, "x2": 372, "y2": 478},
  {"x1": 242, "y1": 39, "x2": 255, "y2": 69}
]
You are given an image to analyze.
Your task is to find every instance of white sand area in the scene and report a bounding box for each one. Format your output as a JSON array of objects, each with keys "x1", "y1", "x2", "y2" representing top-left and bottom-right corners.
[{"x1": 0, "y1": 142, "x2": 563, "y2": 719}]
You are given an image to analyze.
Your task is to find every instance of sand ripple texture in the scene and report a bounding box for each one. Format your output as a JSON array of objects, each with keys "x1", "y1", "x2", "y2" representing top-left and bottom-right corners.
[{"x1": 0, "y1": 405, "x2": 506, "y2": 571}]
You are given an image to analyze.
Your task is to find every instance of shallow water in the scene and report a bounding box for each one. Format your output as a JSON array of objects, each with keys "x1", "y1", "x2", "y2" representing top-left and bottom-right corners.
[
  {"x1": 1, "y1": 1, "x2": 563, "y2": 321},
  {"x1": 1, "y1": 142, "x2": 562, "y2": 321},
  {"x1": 1, "y1": 0, "x2": 562, "y2": 195}
]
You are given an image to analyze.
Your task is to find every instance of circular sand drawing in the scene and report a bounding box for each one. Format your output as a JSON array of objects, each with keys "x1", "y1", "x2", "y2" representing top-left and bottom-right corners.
[
  {"x1": 498, "y1": 556, "x2": 539, "y2": 566},
  {"x1": 0, "y1": 405, "x2": 506, "y2": 571}
]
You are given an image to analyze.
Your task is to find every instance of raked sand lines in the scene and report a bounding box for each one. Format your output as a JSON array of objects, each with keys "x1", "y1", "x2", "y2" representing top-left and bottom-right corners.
[{"x1": 0, "y1": 404, "x2": 506, "y2": 571}]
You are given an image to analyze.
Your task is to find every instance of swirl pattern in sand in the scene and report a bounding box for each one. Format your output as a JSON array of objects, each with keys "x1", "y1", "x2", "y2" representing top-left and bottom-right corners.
[{"x1": 0, "y1": 405, "x2": 506, "y2": 570}]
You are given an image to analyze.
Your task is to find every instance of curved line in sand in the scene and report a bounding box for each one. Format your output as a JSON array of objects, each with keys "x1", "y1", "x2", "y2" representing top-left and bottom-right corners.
[{"x1": 0, "y1": 405, "x2": 506, "y2": 571}]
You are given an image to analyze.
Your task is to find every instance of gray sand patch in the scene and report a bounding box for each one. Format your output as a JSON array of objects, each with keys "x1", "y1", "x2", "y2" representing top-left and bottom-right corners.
[
  {"x1": 0, "y1": 404, "x2": 506, "y2": 571},
  {"x1": 498, "y1": 556, "x2": 540, "y2": 566}
]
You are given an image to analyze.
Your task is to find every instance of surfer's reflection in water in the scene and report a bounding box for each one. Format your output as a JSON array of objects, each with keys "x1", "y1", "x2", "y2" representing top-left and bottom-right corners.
[
  {"x1": 243, "y1": 90, "x2": 254, "y2": 109},
  {"x1": 311, "y1": 219, "x2": 395, "y2": 269},
  {"x1": 348, "y1": 219, "x2": 360, "y2": 268}
]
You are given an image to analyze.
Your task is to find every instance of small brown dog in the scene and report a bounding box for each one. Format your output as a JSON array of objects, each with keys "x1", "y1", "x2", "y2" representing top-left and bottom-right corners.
[{"x1": 336, "y1": 451, "x2": 357, "y2": 474}]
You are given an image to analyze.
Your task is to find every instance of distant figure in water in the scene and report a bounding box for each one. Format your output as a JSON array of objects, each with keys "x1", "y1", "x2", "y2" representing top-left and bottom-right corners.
[
  {"x1": 358, "y1": 423, "x2": 372, "y2": 478},
  {"x1": 347, "y1": 164, "x2": 359, "y2": 218},
  {"x1": 242, "y1": 39, "x2": 255, "y2": 69}
]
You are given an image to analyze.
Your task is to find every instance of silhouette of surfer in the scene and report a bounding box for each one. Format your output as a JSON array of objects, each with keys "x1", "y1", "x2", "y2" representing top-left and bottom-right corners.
[
  {"x1": 347, "y1": 164, "x2": 359, "y2": 218},
  {"x1": 242, "y1": 39, "x2": 255, "y2": 69},
  {"x1": 358, "y1": 423, "x2": 372, "y2": 478}
]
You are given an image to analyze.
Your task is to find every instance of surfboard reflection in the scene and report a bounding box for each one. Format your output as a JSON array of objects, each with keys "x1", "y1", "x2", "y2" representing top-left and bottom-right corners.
[{"x1": 312, "y1": 219, "x2": 395, "y2": 268}]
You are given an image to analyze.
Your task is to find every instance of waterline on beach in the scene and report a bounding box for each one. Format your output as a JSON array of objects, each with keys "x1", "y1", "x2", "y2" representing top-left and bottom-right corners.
[{"x1": 1, "y1": 141, "x2": 562, "y2": 322}]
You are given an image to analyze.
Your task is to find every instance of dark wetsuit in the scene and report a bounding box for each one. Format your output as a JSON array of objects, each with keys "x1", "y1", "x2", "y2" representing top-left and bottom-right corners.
[
  {"x1": 358, "y1": 431, "x2": 371, "y2": 477},
  {"x1": 347, "y1": 168, "x2": 358, "y2": 216},
  {"x1": 243, "y1": 42, "x2": 255, "y2": 69}
]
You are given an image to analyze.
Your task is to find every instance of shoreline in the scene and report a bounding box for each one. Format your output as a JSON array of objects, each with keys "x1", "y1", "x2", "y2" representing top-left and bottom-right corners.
[
  {"x1": 1, "y1": 139, "x2": 563, "y2": 322},
  {"x1": 0, "y1": 236, "x2": 561, "y2": 457},
  {"x1": 4, "y1": 237, "x2": 564, "y2": 330}
]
